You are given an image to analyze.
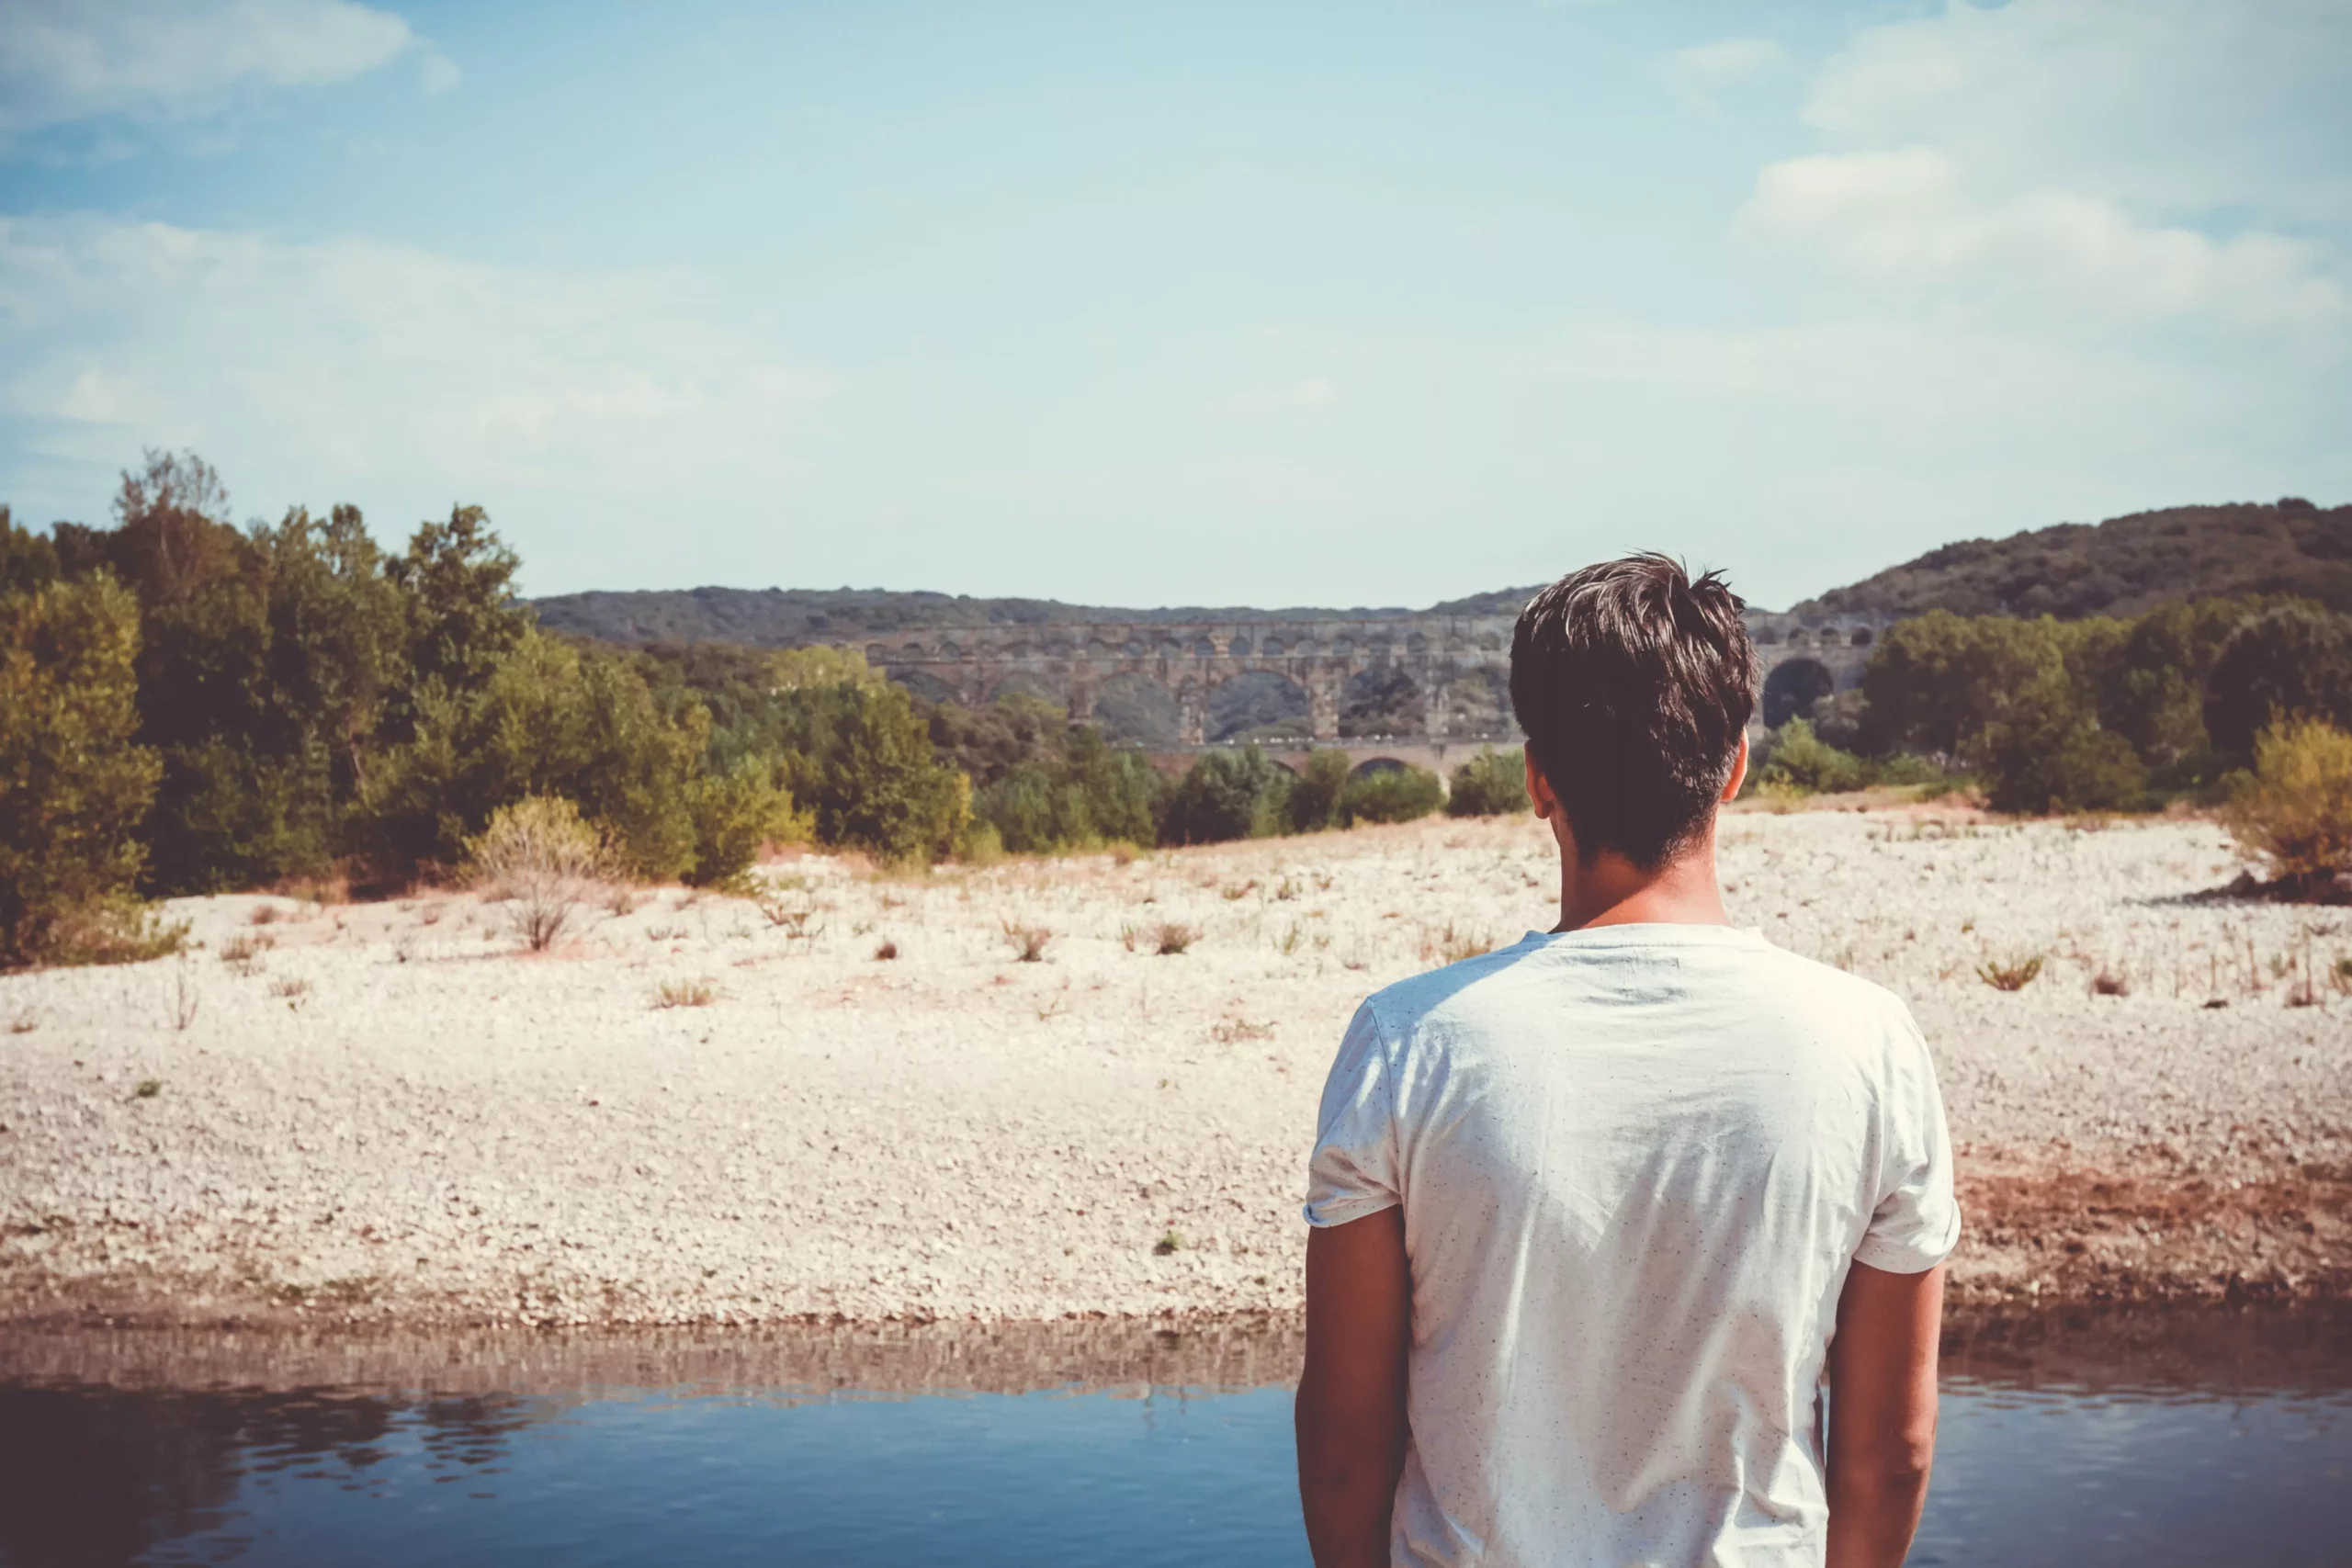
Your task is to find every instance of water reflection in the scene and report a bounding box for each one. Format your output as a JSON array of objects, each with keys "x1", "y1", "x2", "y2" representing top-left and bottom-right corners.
[{"x1": 0, "y1": 1307, "x2": 2343, "y2": 1568}]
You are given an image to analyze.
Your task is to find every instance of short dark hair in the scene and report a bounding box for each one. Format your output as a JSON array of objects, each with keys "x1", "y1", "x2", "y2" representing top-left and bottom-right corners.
[{"x1": 1509, "y1": 553, "x2": 1758, "y2": 867}]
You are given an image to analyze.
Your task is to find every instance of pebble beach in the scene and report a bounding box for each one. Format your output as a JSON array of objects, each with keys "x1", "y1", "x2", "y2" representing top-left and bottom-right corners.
[{"x1": 2, "y1": 807, "x2": 2346, "y2": 1327}]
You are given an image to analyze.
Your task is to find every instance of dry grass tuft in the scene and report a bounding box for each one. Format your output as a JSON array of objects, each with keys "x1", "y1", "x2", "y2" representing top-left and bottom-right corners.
[
  {"x1": 1151, "y1": 921, "x2": 1199, "y2": 956},
  {"x1": 1978, "y1": 954, "x2": 2045, "y2": 992},
  {"x1": 653, "y1": 977, "x2": 717, "y2": 1009},
  {"x1": 1001, "y1": 920, "x2": 1053, "y2": 963}
]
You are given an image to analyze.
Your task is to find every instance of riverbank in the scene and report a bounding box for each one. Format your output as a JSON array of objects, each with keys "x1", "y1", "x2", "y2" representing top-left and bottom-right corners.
[{"x1": 3, "y1": 810, "x2": 2346, "y2": 1327}]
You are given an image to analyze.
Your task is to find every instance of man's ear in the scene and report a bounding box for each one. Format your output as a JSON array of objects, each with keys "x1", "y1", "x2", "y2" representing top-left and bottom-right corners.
[
  {"x1": 1720, "y1": 731, "x2": 1751, "y2": 803},
  {"x1": 1524, "y1": 747, "x2": 1556, "y2": 819}
]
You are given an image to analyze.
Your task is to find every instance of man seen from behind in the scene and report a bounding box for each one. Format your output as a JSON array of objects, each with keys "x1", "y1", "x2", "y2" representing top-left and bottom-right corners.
[{"x1": 1295, "y1": 555, "x2": 1958, "y2": 1568}]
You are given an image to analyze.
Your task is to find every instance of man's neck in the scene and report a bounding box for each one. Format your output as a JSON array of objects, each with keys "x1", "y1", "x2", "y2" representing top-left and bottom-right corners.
[{"x1": 1555, "y1": 830, "x2": 1731, "y2": 932}]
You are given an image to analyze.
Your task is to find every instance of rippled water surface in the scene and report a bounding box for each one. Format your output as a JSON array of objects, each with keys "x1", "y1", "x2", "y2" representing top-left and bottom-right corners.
[{"x1": 1, "y1": 1309, "x2": 2345, "y2": 1567}]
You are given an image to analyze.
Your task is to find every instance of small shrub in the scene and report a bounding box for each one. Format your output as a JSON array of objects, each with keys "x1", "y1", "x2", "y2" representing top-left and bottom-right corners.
[
  {"x1": 1446, "y1": 748, "x2": 1529, "y2": 817},
  {"x1": 133, "y1": 1078, "x2": 160, "y2": 1099},
  {"x1": 6, "y1": 1014, "x2": 33, "y2": 1034},
  {"x1": 1977, "y1": 954, "x2": 2044, "y2": 992},
  {"x1": 251, "y1": 904, "x2": 280, "y2": 926},
  {"x1": 1151, "y1": 920, "x2": 1198, "y2": 956},
  {"x1": 1001, "y1": 920, "x2": 1052, "y2": 962},
  {"x1": 654, "y1": 977, "x2": 716, "y2": 1008},
  {"x1": 468, "y1": 795, "x2": 608, "y2": 953},
  {"x1": 1153, "y1": 1229, "x2": 1186, "y2": 1256},
  {"x1": 1220, "y1": 879, "x2": 1258, "y2": 901},
  {"x1": 873, "y1": 939, "x2": 899, "y2": 961},
  {"x1": 2091, "y1": 969, "x2": 2129, "y2": 997},
  {"x1": 2222, "y1": 717, "x2": 2352, "y2": 897},
  {"x1": 1340, "y1": 764, "x2": 1445, "y2": 827}
]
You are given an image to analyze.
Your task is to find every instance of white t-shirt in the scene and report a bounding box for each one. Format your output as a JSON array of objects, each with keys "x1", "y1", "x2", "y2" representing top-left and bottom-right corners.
[{"x1": 1305, "y1": 923, "x2": 1959, "y2": 1568}]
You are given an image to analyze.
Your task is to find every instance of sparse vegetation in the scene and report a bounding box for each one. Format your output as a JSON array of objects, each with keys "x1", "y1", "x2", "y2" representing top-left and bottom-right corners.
[
  {"x1": 134, "y1": 1078, "x2": 161, "y2": 1099},
  {"x1": 873, "y1": 939, "x2": 899, "y2": 961},
  {"x1": 1977, "y1": 954, "x2": 2045, "y2": 992}
]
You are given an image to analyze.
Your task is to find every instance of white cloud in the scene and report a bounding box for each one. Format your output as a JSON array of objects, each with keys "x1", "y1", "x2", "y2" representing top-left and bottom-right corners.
[
  {"x1": 1802, "y1": 0, "x2": 2352, "y2": 226},
  {"x1": 1212, "y1": 375, "x2": 1341, "y2": 419},
  {"x1": 0, "y1": 213, "x2": 831, "y2": 517},
  {"x1": 0, "y1": 0, "x2": 420, "y2": 135},
  {"x1": 1657, "y1": 37, "x2": 1788, "y2": 105},
  {"x1": 1744, "y1": 147, "x2": 2343, "y2": 326},
  {"x1": 416, "y1": 48, "x2": 460, "y2": 97}
]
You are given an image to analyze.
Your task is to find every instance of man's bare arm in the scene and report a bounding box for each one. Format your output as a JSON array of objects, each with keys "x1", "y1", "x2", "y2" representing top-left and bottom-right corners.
[
  {"x1": 1826, "y1": 1260, "x2": 1944, "y2": 1568},
  {"x1": 1296, "y1": 1207, "x2": 1410, "y2": 1568}
]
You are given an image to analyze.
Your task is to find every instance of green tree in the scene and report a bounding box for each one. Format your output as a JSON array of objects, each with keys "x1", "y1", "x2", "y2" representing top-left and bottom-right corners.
[
  {"x1": 364, "y1": 629, "x2": 708, "y2": 878},
  {"x1": 0, "y1": 566, "x2": 168, "y2": 965},
  {"x1": 2094, "y1": 598, "x2": 2262, "y2": 782},
  {"x1": 772, "y1": 677, "x2": 970, "y2": 862},
  {"x1": 2203, "y1": 604, "x2": 2352, "y2": 761},
  {"x1": 1159, "y1": 747, "x2": 1294, "y2": 845},
  {"x1": 1287, "y1": 749, "x2": 1352, "y2": 832},
  {"x1": 388, "y1": 503, "x2": 529, "y2": 703}
]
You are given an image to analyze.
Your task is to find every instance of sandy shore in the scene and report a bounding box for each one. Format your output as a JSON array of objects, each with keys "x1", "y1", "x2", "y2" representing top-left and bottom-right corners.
[{"x1": 3, "y1": 808, "x2": 2346, "y2": 1327}]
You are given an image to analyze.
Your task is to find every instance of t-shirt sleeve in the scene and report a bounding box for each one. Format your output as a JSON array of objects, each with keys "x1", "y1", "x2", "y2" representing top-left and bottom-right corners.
[
  {"x1": 1854, "y1": 1007, "x2": 1962, "y2": 1274},
  {"x1": 1302, "y1": 1002, "x2": 1402, "y2": 1228}
]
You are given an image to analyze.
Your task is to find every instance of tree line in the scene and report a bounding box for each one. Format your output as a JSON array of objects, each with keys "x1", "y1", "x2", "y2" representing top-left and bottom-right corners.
[
  {"x1": 1762, "y1": 598, "x2": 2352, "y2": 814},
  {"x1": 9, "y1": 452, "x2": 2344, "y2": 968},
  {"x1": 1, "y1": 453, "x2": 1520, "y2": 967}
]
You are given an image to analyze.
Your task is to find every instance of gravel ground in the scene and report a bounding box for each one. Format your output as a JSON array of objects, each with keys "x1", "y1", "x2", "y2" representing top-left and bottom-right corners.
[{"x1": 2, "y1": 808, "x2": 2346, "y2": 1327}]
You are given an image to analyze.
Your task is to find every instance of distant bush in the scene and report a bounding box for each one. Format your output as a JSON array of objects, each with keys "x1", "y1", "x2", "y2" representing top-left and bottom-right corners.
[
  {"x1": 968, "y1": 728, "x2": 1165, "y2": 855},
  {"x1": 1159, "y1": 747, "x2": 1294, "y2": 845},
  {"x1": 1756, "y1": 719, "x2": 1869, "y2": 795},
  {"x1": 1340, "y1": 763, "x2": 1444, "y2": 826},
  {"x1": 1446, "y1": 748, "x2": 1528, "y2": 817},
  {"x1": 2222, "y1": 717, "x2": 2352, "y2": 897},
  {"x1": 467, "y1": 795, "x2": 606, "y2": 952}
]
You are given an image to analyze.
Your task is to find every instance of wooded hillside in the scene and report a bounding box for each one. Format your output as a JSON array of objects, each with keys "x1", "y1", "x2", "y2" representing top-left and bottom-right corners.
[{"x1": 1797, "y1": 500, "x2": 2352, "y2": 620}]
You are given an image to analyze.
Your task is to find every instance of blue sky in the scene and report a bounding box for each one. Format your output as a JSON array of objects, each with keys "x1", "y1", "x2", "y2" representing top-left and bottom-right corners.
[{"x1": 2, "y1": 1, "x2": 2346, "y2": 610}]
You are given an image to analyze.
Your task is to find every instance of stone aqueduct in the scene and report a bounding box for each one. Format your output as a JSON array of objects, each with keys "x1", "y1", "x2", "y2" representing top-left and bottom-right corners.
[{"x1": 844, "y1": 608, "x2": 1891, "y2": 778}]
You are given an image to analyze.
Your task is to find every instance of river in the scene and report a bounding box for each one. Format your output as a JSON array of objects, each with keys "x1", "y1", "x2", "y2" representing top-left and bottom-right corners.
[{"x1": 1, "y1": 1306, "x2": 2344, "y2": 1566}]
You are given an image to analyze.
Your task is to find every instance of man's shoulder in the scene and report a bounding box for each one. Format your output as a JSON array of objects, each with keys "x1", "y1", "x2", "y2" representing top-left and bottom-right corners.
[
  {"x1": 1361, "y1": 928, "x2": 1921, "y2": 1048},
  {"x1": 1360, "y1": 937, "x2": 1542, "y2": 1038}
]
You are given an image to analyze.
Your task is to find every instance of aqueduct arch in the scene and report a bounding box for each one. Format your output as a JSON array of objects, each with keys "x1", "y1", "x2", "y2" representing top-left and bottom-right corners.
[{"x1": 844, "y1": 608, "x2": 1886, "y2": 763}]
